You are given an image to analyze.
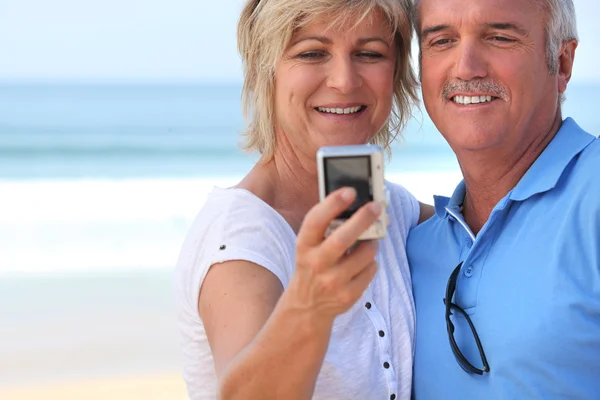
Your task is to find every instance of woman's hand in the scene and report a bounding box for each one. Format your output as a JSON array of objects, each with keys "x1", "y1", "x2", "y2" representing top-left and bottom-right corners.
[
  {"x1": 288, "y1": 187, "x2": 382, "y2": 321},
  {"x1": 201, "y1": 187, "x2": 383, "y2": 400}
]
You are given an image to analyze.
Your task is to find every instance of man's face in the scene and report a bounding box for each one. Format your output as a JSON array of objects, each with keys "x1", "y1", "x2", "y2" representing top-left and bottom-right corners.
[{"x1": 418, "y1": 0, "x2": 570, "y2": 153}]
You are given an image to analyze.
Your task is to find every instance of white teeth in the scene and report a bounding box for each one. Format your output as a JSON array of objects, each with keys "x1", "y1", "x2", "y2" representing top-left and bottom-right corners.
[
  {"x1": 317, "y1": 106, "x2": 363, "y2": 114},
  {"x1": 452, "y1": 95, "x2": 493, "y2": 105}
]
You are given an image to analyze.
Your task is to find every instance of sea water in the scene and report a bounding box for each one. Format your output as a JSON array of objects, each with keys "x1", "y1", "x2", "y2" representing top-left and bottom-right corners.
[
  {"x1": 0, "y1": 83, "x2": 598, "y2": 276},
  {"x1": 1, "y1": 82, "x2": 598, "y2": 386}
]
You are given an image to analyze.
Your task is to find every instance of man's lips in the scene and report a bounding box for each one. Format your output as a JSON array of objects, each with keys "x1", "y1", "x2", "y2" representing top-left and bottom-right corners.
[{"x1": 448, "y1": 94, "x2": 498, "y2": 105}]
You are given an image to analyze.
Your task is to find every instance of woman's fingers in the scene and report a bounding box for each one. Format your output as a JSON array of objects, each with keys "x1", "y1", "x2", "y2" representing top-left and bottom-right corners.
[
  {"x1": 291, "y1": 190, "x2": 384, "y2": 318},
  {"x1": 306, "y1": 246, "x2": 379, "y2": 315},
  {"x1": 316, "y1": 201, "x2": 382, "y2": 267},
  {"x1": 335, "y1": 240, "x2": 378, "y2": 280},
  {"x1": 297, "y1": 187, "x2": 356, "y2": 249},
  {"x1": 346, "y1": 259, "x2": 378, "y2": 300}
]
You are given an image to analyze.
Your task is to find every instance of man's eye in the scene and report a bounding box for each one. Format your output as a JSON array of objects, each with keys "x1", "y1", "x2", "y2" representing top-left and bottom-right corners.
[
  {"x1": 491, "y1": 36, "x2": 516, "y2": 43},
  {"x1": 432, "y1": 39, "x2": 452, "y2": 47}
]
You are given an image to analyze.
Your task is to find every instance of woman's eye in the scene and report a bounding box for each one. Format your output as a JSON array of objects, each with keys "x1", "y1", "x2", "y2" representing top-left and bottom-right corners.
[
  {"x1": 358, "y1": 52, "x2": 384, "y2": 59},
  {"x1": 296, "y1": 51, "x2": 325, "y2": 60}
]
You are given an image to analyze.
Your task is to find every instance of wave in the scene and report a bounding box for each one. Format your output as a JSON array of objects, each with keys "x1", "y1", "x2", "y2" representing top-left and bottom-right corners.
[{"x1": 0, "y1": 171, "x2": 461, "y2": 276}]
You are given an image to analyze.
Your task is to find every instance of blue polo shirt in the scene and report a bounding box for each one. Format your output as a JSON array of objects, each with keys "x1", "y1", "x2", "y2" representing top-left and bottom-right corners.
[{"x1": 408, "y1": 118, "x2": 600, "y2": 399}]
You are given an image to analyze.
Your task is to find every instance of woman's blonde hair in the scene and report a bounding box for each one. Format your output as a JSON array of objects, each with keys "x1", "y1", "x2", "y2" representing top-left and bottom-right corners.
[{"x1": 238, "y1": 0, "x2": 418, "y2": 161}]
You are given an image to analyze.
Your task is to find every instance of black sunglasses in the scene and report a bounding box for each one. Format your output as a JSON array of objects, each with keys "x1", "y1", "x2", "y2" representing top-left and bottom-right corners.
[{"x1": 443, "y1": 262, "x2": 490, "y2": 375}]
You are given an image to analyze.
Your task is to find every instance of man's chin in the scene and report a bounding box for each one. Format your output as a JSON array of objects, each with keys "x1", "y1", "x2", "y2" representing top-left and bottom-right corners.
[{"x1": 444, "y1": 129, "x2": 506, "y2": 153}]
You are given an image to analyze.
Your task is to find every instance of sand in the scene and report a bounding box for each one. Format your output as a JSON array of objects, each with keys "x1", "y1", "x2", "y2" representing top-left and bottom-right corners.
[
  {"x1": 0, "y1": 269, "x2": 189, "y2": 399},
  {"x1": 0, "y1": 373, "x2": 188, "y2": 400}
]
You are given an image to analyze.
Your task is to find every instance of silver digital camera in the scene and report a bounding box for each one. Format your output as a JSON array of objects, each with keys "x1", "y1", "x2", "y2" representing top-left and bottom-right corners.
[{"x1": 317, "y1": 144, "x2": 388, "y2": 240}]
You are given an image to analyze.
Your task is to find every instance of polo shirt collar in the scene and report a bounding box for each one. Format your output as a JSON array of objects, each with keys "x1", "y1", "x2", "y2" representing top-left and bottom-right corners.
[
  {"x1": 509, "y1": 117, "x2": 595, "y2": 201},
  {"x1": 434, "y1": 181, "x2": 466, "y2": 218},
  {"x1": 433, "y1": 117, "x2": 595, "y2": 217}
]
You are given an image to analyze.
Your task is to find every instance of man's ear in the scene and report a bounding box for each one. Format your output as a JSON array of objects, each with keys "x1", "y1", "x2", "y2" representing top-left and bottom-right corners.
[{"x1": 558, "y1": 39, "x2": 577, "y2": 94}]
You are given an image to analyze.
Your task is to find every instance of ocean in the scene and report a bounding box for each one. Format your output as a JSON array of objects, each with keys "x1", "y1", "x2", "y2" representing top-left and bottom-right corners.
[
  {"x1": 1, "y1": 83, "x2": 599, "y2": 276},
  {"x1": 0, "y1": 83, "x2": 598, "y2": 387}
]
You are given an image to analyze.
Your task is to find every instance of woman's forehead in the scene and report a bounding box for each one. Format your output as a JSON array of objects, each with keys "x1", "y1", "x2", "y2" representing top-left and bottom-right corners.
[{"x1": 293, "y1": 8, "x2": 394, "y2": 38}]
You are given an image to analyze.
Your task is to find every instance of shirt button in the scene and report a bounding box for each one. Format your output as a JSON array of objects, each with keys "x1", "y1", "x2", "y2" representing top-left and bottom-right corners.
[
  {"x1": 383, "y1": 362, "x2": 390, "y2": 369},
  {"x1": 365, "y1": 302, "x2": 372, "y2": 309},
  {"x1": 390, "y1": 395, "x2": 396, "y2": 400},
  {"x1": 379, "y1": 330, "x2": 385, "y2": 337},
  {"x1": 464, "y1": 265, "x2": 474, "y2": 277}
]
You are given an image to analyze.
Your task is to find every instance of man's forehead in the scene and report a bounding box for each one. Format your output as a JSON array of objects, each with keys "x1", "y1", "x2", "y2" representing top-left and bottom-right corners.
[{"x1": 418, "y1": 0, "x2": 543, "y2": 30}]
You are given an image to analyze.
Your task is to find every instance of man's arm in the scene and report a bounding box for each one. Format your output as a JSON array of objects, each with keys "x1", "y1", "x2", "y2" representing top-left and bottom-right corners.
[{"x1": 418, "y1": 201, "x2": 435, "y2": 224}]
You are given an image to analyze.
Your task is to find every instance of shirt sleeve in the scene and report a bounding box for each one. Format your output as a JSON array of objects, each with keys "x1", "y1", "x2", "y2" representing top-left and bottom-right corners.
[
  {"x1": 209, "y1": 207, "x2": 294, "y2": 287},
  {"x1": 175, "y1": 191, "x2": 295, "y2": 317},
  {"x1": 386, "y1": 181, "x2": 420, "y2": 236}
]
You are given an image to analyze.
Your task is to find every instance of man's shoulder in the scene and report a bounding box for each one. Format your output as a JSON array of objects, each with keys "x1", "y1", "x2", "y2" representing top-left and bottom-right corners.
[
  {"x1": 406, "y1": 207, "x2": 445, "y2": 250},
  {"x1": 577, "y1": 134, "x2": 600, "y2": 164},
  {"x1": 567, "y1": 135, "x2": 600, "y2": 194}
]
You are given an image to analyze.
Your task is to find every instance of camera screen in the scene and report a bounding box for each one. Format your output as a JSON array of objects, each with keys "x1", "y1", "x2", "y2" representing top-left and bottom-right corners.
[{"x1": 324, "y1": 156, "x2": 372, "y2": 219}]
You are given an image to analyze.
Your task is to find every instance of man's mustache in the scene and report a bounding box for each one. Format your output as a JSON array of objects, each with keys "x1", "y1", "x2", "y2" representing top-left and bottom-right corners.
[{"x1": 441, "y1": 79, "x2": 509, "y2": 100}]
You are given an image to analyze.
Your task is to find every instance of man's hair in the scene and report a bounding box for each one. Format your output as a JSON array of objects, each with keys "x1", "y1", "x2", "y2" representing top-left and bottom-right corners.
[
  {"x1": 237, "y1": 0, "x2": 418, "y2": 161},
  {"x1": 412, "y1": 0, "x2": 578, "y2": 75}
]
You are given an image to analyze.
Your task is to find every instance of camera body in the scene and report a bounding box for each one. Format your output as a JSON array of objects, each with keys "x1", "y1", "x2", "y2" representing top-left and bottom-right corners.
[{"x1": 317, "y1": 144, "x2": 388, "y2": 241}]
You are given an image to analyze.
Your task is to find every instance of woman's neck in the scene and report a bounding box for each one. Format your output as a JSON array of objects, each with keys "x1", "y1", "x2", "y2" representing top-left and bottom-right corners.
[{"x1": 237, "y1": 149, "x2": 320, "y2": 233}]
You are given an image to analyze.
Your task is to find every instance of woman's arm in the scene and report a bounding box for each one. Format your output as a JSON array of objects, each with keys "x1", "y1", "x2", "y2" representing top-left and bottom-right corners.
[
  {"x1": 201, "y1": 260, "x2": 332, "y2": 400},
  {"x1": 200, "y1": 188, "x2": 381, "y2": 400}
]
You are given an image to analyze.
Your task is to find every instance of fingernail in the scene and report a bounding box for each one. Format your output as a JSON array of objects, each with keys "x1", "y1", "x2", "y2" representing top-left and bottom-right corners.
[
  {"x1": 340, "y1": 187, "x2": 356, "y2": 202},
  {"x1": 369, "y1": 202, "x2": 382, "y2": 215}
]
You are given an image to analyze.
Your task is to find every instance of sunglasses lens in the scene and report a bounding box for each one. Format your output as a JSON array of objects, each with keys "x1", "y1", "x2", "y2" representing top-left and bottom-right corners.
[{"x1": 445, "y1": 263, "x2": 489, "y2": 375}]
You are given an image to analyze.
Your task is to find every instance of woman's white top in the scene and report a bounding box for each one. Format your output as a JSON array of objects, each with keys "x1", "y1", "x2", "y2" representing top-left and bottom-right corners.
[{"x1": 174, "y1": 182, "x2": 419, "y2": 400}]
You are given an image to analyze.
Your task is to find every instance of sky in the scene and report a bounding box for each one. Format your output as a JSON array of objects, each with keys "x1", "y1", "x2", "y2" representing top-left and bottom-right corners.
[{"x1": 1, "y1": 0, "x2": 599, "y2": 84}]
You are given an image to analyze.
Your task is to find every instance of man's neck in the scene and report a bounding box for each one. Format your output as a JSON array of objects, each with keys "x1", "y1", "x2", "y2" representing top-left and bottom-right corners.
[{"x1": 458, "y1": 113, "x2": 563, "y2": 235}]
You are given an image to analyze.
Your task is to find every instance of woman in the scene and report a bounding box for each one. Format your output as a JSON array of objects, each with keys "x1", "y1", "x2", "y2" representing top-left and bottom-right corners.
[{"x1": 175, "y1": 0, "x2": 429, "y2": 398}]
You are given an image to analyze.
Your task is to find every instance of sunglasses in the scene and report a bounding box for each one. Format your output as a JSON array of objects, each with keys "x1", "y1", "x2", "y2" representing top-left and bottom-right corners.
[{"x1": 443, "y1": 262, "x2": 490, "y2": 375}]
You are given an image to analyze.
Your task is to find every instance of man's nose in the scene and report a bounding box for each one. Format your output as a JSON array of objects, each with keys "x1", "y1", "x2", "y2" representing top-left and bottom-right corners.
[
  {"x1": 326, "y1": 55, "x2": 363, "y2": 93},
  {"x1": 454, "y1": 40, "x2": 488, "y2": 81}
]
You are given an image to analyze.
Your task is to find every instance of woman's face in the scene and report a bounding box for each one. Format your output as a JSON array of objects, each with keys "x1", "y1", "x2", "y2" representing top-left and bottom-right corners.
[{"x1": 273, "y1": 9, "x2": 397, "y2": 159}]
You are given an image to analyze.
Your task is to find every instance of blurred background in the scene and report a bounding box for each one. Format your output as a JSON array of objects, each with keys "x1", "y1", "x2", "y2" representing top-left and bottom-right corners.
[{"x1": 1, "y1": 1, "x2": 599, "y2": 399}]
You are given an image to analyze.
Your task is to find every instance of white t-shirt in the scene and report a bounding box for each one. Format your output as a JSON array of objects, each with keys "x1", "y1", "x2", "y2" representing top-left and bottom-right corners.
[{"x1": 174, "y1": 182, "x2": 419, "y2": 400}]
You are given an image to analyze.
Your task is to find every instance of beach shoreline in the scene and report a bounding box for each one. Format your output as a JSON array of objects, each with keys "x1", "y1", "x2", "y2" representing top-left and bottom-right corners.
[{"x1": 0, "y1": 373, "x2": 188, "y2": 400}]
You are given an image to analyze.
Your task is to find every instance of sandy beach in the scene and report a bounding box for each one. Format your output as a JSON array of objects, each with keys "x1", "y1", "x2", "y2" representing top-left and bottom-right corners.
[
  {"x1": 0, "y1": 374, "x2": 187, "y2": 400},
  {"x1": 0, "y1": 268, "x2": 188, "y2": 400}
]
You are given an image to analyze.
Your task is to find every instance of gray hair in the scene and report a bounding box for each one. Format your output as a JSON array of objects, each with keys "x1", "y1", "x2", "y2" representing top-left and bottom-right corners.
[{"x1": 412, "y1": 0, "x2": 578, "y2": 75}]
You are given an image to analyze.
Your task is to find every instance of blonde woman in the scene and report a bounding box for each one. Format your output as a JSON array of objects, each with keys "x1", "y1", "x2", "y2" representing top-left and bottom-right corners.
[{"x1": 175, "y1": 0, "x2": 431, "y2": 398}]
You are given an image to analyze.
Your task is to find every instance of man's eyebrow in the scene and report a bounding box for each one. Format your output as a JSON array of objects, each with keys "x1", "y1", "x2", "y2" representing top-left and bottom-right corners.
[
  {"x1": 485, "y1": 23, "x2": 528, "y2": 35},
  {"x1": 420, "y1": 24, "x2": 450, "y2": 40},
  {"x1": 420, "y1": 22, "x2": 529, "y2": 40}
]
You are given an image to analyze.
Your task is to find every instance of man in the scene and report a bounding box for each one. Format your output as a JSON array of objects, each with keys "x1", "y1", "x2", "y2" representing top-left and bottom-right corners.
[{"x1": 407, "y1": 0, "x2": 600, "y2": 398}]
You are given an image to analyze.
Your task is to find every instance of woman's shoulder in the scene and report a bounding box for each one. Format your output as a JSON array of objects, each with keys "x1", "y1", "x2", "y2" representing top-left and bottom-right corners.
[
  {"x1": 204, "y1": 186, "x2": 283, "y2": 218},
  {"x1": 191, "y1": 187, "x2": 292, "y2": 233},
  {"x1": 174, "y1": 187, "x2": 297, "y2": 312},
  {"x1": 179, "y1": 186, "x2": 296, "y2": 263},
  {"x1": 384, "y1": 180, "x2": 420, "y2": 231}
]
